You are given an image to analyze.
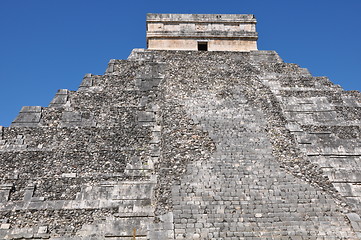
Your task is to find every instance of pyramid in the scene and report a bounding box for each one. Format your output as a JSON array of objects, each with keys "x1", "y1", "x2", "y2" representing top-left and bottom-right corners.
[{"x1": 0, "y1": 14, "x2": 360, "y2": 239}]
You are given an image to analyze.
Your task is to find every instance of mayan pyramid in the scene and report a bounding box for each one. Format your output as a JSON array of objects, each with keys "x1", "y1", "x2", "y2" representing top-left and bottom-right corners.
[{"x1": 1, "y1": 13, "x2": 361, "y2": 239}]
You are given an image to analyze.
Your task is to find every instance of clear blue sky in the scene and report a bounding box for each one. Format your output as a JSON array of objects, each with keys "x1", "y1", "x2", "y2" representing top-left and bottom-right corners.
[{"x1": 1, "y1": 0, "x2": 360, "y2": 126}]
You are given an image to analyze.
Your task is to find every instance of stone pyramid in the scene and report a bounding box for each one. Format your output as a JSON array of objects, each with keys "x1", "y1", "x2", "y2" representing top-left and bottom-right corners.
[{"x1": 0, "y1": 14, "x2": 361, "y2": 240}]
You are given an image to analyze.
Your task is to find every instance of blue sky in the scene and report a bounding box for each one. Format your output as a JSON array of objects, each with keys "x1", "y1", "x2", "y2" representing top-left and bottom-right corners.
[{"x1": 1, "y1": 0, "x2": 360, "y2": 126}]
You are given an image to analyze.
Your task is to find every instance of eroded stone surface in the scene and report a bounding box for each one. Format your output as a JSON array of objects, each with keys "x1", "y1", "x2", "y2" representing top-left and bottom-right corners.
[{"x1": 0, "y1": 49, "x2": 360, "y2": 239}]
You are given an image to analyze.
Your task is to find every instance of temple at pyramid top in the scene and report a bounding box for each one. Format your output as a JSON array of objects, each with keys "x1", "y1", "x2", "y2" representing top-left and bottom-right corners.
[{"x1": 146, "y1": 13, "x2": 258, "y2": 52}]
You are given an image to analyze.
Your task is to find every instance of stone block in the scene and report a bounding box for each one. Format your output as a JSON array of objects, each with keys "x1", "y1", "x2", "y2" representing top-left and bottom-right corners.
[
  {"x1": 106, "y1": 60, "x2": 115, "y2": 73},
  {"x1": 117, "y1": 199, "x2": 154, "y2": 217},
  {"x1": 12, "y1": 112, "x2": 41, "y2": 123},
  {"x1": 250, "y1": 50, "x2": 283, "y2": 63},
  {"x1": 0, "y1": 223, "x2": 10, "y2": 229},
  {"x1": 79, "y1": 218, "x2": 149, "y2": 237},
  {"x1": 61, "y1": 173, "x2": 77, "y2": 178},
  {"x1": 111, "y1": 183, "x2": 155, "y2": 200},
  {"x1": 285, "y1": 122, "x2": 303, "y2": 132},
  {"x1": 138, "y1": 111, "x2": 155, "y2": 122},
  {"x1": 20, "y1": 106, "x2": 42, "y2": 112},
  {"x1": 45, "y1": 200, "x2": 65, "y2": 210},
  {"x1": 80, "y1": 74, "x2": 93, "y2": 87},
  {"x1": 347, "y1": 213, "x2": 361, "y2": 222},
  {"x1": 0, "y1": 184, "x2": 13, "y2": 203},
  {"x1": 37, "y1": 226, "x2": 48, "y2": 234},
  {"x1": 23, "y1": 184, "x2": 35, "y2": 202},
  {"x1": 27, "y1": 201, "x2": 46, "y2": 210},
  {"x1": 49, "y1": 90, "x2": 68, "y2": 106},
  {"x1": 61, "y1": 111, "x2": 82, "y2": 122},
  {"x1": 30, "y1": 197, "x2": 45, "y2": 202}
]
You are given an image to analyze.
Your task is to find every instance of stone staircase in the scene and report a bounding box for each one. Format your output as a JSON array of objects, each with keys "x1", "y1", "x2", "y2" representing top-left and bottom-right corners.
[{"x1": 171, "y1": 91, "x2": 357, "y2": 239}]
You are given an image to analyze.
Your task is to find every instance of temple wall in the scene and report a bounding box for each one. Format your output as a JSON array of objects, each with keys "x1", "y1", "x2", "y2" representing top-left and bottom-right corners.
[
  {"x1": 208, "y1": 39, "x2": 257, "y2": 51},
  {"x1": 148, "y1": 39, "x2": 197, "y2": 51},
  {"x1": 148, "y1": 39, "x2": 257, "y2": 52},
  {"x1": 146, "y1": 13, "x2": 258, "y2": 52}
]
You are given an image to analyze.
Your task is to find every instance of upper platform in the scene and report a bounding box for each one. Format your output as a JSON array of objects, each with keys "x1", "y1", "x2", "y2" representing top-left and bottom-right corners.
[{"x1": 146, "y1": 13, "x2": 258, "y2": 52}]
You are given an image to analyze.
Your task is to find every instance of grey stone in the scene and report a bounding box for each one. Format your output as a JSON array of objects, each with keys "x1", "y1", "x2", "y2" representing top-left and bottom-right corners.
[
  {"x1": 348, "y1": 213, "x2": 361, "y2": 222},
  {"x1": 0, "y1": 223, "x2": 10, "y2": 229},
  {"x1": 12, "y1": 112, "x2": 41, "y2": 123},
  {"x1": 61, "y1": 111, "x2": 82, "y2": 122}
]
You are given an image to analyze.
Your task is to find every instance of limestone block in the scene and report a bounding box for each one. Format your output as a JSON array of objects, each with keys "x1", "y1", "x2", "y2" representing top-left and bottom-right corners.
[
  {"x1": 125, "y1": 156, "x2": 152, "y2": 175},
  {"x1": 44, "y1": 200, "x2": 65, "y2": 210},
  {"x1": 110, "y1": 183, "x2": 155, "y2": 200},
  {"x1": 11, "y1": 106, "x2": 42, "y2": 126},
  {"x1": 23, "y1": 184, "x2": 35, "y2": 202},
  {"x1": 0, "y1": 223, "x2": 10, "y2": 229},
  {"x1": 0, "y1": 184, "x2": 13, "y2": 202},
  {"x1": 342, "y1": 96, "x2": 361, "y2": 107},
  {"x1": 20, "y1": 106, "x2": 42, "y2": 112},
  {"x1": 153, "y1": 125, "x2": 161, "y2": 132},
  {"x1": 150, "y1": 131, "x2": 161, "y2": 143},
  {"x1": 282, "y1": 102, "x2": 333, "y2": 112},
  {"x1": 12, "y1": 112, "x2": 41, "y2": 123},
  {"x1": 249, "y1": 50, "x2": 283, "y2": 63},
  {"x1": 30, "y1": 197, "x2": 45, "y2": 202},
  {"x1": 348, "y1": 213, "x2": 361, "y2": 222},
  {"x1": 7, "y1": 227, "x2": 35, "y2": 239},
  {"x1": 128, "y1": 48, "x2": 158, "y2": 62},
  {"x1": 62, "y1": 173, "x2": 77, "y2": 178},
  {"x1": 334, "y1": 183, "x2": 361, "y2": 199},
  {"x1": 285, "y1": 122, "x2": 303, "y2": 132},
  {"x1": 78, "y1": 218, "x2": 150, "y2": 237},
  {"x1": 52, "y1": 92, "x2": 68, "y2": 104},
  {"x1": 136, "y1": 78, "x2": 162, "y2": 91},
  {"x1": 105, "y1": 60, "x2": 115, "y2": 74},
  {"x1": 126, "y1": 157, "x2": 146, "y2": 169},
  {"x1": 49, "y1": 89, "x2": 69, "y2": 107},
  {"x1": 150, "y1": 143, "x2": 160, "y2": 156},
  {"x1": 329, "y1": 169, "x2": 361, "y2": 183},
  {"x1": 333, "y1": 183, "x2": 355, "y2": 197},
  {"x1": 116, "y1": 199, "x2": 154, "y2": 217},
  {"x1": 138, "y1": 111, "x2": 155, "y2": 122},
  {"x1": 284, "y1": 112, "x2": 315, "y2": 125},
  {"x1": 80, "y1": 73, "x2": 93, "y2": 87},
  {"x1": 37, "y1": 226, "x2": 48, "y2": 234},
  {"x1": 158, "y1": 212, "x2": 174, "y2": 230},
  {"x1": 61, "y1": 111, "x2": 82, "y2": 122}
]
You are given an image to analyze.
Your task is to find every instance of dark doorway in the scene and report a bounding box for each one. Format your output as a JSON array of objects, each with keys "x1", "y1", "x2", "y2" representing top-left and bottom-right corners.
[{"x1": 198, "y1": 42, "x2": 208, "y2": 51}]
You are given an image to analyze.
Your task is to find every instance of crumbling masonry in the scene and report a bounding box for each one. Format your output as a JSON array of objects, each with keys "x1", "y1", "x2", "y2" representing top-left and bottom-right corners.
[{"x1": 0, "y1": 14, "x2": 361, "y2": 239}]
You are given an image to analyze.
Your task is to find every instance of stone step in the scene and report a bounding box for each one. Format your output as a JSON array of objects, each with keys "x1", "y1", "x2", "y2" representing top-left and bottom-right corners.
[
  {"x1": 75, "y1": 181, "x2": 156, "y2": 201},
  {"x1": 77, "y1": 218, "x2": 151, "y2": 238}
]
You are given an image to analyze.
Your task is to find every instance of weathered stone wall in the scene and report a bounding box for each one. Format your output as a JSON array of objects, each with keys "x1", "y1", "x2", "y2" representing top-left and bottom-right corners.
[
  {"x1": 0, "y1": 49, "x2": 360, "y2": 239},
  {"x1": 0, "y1": 61, "x2": 165, "y2": 239}
]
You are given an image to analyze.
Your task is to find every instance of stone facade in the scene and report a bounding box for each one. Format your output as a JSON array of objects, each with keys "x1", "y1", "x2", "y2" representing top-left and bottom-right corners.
[
  {"x1": 146, "y1": 14, "x2": 258, "y2": 52},
  {"x1": 0, "y1": 14, "x2": 361, "y2": 240}
]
